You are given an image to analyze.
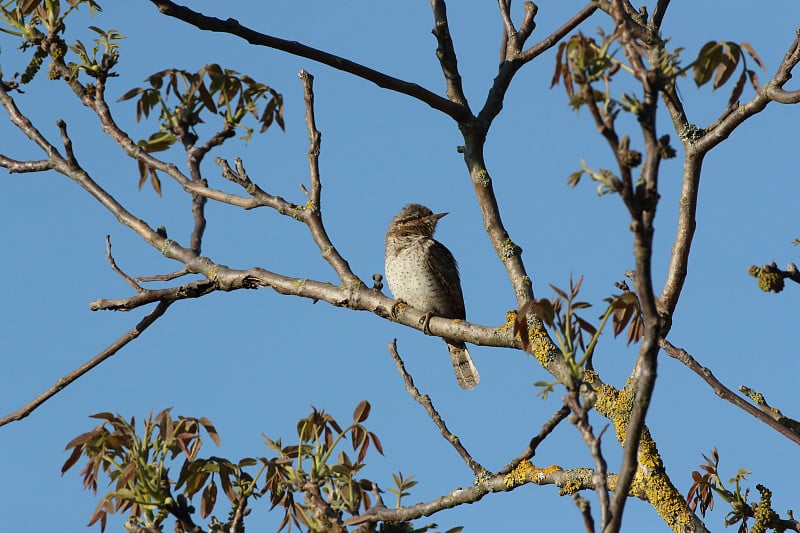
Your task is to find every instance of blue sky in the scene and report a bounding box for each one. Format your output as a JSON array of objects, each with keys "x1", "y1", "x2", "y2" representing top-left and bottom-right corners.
[{"x1": 1, "y1": 2, "x2": 799, "y2": 531}]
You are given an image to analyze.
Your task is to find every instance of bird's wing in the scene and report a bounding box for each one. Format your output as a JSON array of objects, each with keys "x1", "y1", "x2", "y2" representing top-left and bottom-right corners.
[{"x1": 422, "y1": 238, "x2": 466, "y2": 319}]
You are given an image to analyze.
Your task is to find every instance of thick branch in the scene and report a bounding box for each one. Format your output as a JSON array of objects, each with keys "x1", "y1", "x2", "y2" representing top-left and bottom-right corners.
[
  {"x1": 604, "y1": 4, "x2": 663, "y2": 531},
  {"x1": 148, "y1": 0, "x2": 471, "y2": 122},
  {"x1": 346, "y1": 463, "x2": 648, "y2": 527},
  {"x1": 661, "y1": 31, "x2": 800, "y2": 325}
]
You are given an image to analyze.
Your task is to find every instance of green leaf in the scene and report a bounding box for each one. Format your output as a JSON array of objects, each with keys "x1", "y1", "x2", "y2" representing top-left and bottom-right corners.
[{"x1": 693, "y1": 41, "x2": 723, "y2": 87}]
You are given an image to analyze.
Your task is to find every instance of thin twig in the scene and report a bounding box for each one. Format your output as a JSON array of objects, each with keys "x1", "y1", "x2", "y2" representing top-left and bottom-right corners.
[
  {"x1": 298, "y1": 70, "x2": 359, "y2": 285},
  {"x1": 0, "y1": 155, "x2": 52, "y2": 172},
  {"x1": 136, "y1": 267, "x2": 190, "y2": 282},
  {"x1": 0, "y1": 301, "x2": 171, "y2": 427},
  {"x1": 430, "y1": 0, "x2": 470, "y2": 108},
  {"x1": 659, "y1": 338, "x2": 800, "y2": 445},
  {"x1": 573, "y1": 494, "x2": 597, "y2": 533},
  {"x1": 388, "y1": 340, "x2": 487, "y2": 476},
  {"x1": 498, "y1": 403, "x2": 570, "y2": 475},
  {"x1": 89, "y1": 279, "x2": 216, "y2": 311},
  {"x1": 566, "y1": 392, "x2": 611, "y2": 529},
  {"x1": 105, "y1": 235, "x2": 144, "y2": 292}
]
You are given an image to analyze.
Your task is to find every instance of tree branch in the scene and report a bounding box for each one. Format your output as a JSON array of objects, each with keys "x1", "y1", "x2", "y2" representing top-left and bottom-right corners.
[
  {"x1": 566, "y1": 392, "x2": 611, "y2": 529},
  {"x1": 389, "y1": 340, "x2": 487, "y2": 476},
  {"x1": 497, "y1": 403, "x2": 571, "y2": 475},
  {"x1": 429, "y1": 0, "x2": 470, "y2": 109},
  {"x1": 0, "y1": 301, "x2": 171, "y2": 427},
  {"x1": 147, "y1": 0, "x2": 472, "y2": 122},
  {"x1": 660, "y1": 31, "x2": 800, "y2": 325},
  {"x1": 298, "y1": 69, "x2": 359, "y2": 286},
  {"x1": 347, "y1": 461, "x2": 651, "y2": 527},
  {"x1": 659, "y1": 338, "x2": 800, "y2": 445}
]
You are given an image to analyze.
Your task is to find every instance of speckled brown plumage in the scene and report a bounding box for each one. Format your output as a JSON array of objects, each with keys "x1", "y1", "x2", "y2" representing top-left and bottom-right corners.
[{"x1": 384, "y1": 204, "x2": 479, "y2": 390}]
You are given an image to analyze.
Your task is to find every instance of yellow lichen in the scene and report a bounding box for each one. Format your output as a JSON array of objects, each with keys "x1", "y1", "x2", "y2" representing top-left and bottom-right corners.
[
  {"x1": 504, "y1": 461, "x2": 564, "y2": 489},
  {"x1": 499, "y1": 238, "x2": 521, "y2": 259},
  {"x1": 503, "y1": 459, "x2": 535, "y2": 488},
  {"x1": 527, "y1": 320, "x2": 556, "y2": 366},
  {"x1": 591, "y1": 379, "x2": 690, "y2": 531},
  {"x1": 558, "y1": 467, "x2": 594, "y2": 496},
  {"x1": 500, "y1": 310, "x2": 517, "y2": 333},
  {"x1": 642, "y1": 471, "x2": 692, "y2": 531}
]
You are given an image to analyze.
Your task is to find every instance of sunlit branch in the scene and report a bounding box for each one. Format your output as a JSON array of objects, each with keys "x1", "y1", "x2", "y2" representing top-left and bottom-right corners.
[
  {"x1": 430, "y1": 0, "x2": 470, "y2": 109},
  {"x1": 660, "y1": 31, "x2": 800, "y2": 324},
  {"x1": 388, "y1": 340, "x2": 486, "y2": 476},
  {"x1": 497, "y1": 403, "x2": 570, "y2": 475},
  {"x1": 148, "y1": 0, "x2": 472, "y2": 122},
  {"x1": 659, "y1": 338, "x2": 800, "y2": 446},
  {"x1": 0, "y1": 301, "x2": 171, "y2": 427},
  {"x1": 299, "y1": 70, "x2": 359, "y2": 285}
]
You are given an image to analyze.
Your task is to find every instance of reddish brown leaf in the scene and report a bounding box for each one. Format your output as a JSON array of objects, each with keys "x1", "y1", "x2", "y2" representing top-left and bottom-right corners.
[
  {"x1": 712, "y1": 51, "x2": 737, "y2": 90},
  {"x1": 740, "y1": 42, "x2": 765, "y2": 70},
  {"x1": 369, "y1": 432, "x2": 384, "y2": 455},
  {"x1": 149, "y1": 169, "x2": 162, "y2": 196},
  {"x1": 353, "y1": 400, "x2": 371, "y2": 423},
  {"x1": 61, "y1": 445, "x2": 84, "y2": 475},
  {"x1": 351, "y1": 425, "x2": 366, "y2": 452},
  {"x1": 356, "y1": 439, "x2": 369, "y2": 464},
  {"x1": 200, "y1": 480, "x2": 217, "y2": 518},
  {"x1": 197, "y1": 81, "x2": 217, "y2": 114},
  {"x1": 549, "y1": 283, "x2": 569, "y2": 300},
  {"x1": 575, "y1": 315, "x2": 597, "y2": 336},
  {"x1": 64, "y1": 429, "x2": 100, "y2": 451},
  {"x1": 19, "y1": 0, "x2": 40, "y2": 15},
  {"x1": 727, "y1": 70, "x2": 747, "y2": 109},
  {"x1": 746, "y1": 69, "x2": 761, "y2": 94}
]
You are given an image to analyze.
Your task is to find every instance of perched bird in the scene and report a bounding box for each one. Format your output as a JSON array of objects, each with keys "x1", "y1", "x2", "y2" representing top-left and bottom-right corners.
[{"x1": 384, "y1": 203, "x2": 480, "y2": 390}]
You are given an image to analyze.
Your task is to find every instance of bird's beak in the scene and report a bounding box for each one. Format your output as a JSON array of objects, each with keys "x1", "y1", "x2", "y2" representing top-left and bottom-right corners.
[{"x1": 432, "y1": 212, "x2": 448, "y2": 220}]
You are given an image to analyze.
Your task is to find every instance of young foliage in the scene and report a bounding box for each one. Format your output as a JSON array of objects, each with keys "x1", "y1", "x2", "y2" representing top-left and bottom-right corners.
[
  {"x1": 684, "y1": 447, "x2": 783, "y2": 533},
  {"x1": 260, "y1": 401, "x2": 385, "y2": 532},
  {"x1": 0, "y1": 0, "x2": 103, "y2": 83},
  {"x1": 61, "y1": 402, "x2": 411, "y2": 533},
  {"x1": 692, "y1": 41, "x2": 765, "y2": 108},
  {"x1": 118, "y1": 64, "x2": 284, "y2": 192},
  {"x1": 515, "y1": 274, "x2": 644, "y2": 395},
  {"x1": 61, "y1": 409, "x2": 220, "y2": 532}
]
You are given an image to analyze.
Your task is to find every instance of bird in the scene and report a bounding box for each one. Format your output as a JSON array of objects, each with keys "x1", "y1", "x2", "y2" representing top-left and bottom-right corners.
[{"x1": 384, "y1": 203, "x2": 480, "y2": 390}]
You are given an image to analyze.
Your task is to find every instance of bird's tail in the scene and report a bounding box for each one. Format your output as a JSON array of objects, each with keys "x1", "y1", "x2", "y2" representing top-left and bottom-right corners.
[{"x1": 446, "y1": 340, "x2": 480, "y2": 390}]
